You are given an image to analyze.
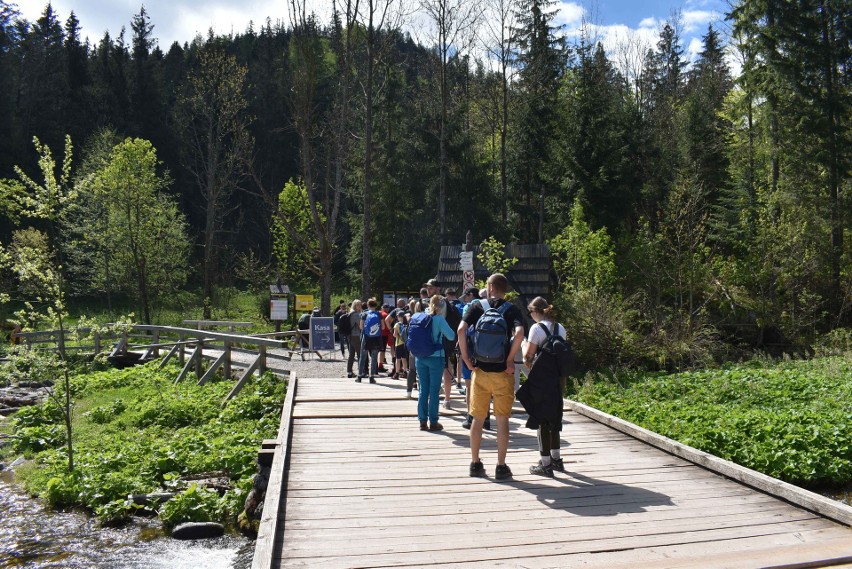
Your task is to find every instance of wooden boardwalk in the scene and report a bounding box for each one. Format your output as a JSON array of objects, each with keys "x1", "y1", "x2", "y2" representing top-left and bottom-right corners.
[{"x1": 253, "y1": 374, "x2": 852, "y2": 569}]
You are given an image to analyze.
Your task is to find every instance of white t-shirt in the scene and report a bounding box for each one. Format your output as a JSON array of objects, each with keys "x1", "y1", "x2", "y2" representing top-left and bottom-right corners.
[{"x1": 527, "y1": 320, "x2": 566, "y2": 347}]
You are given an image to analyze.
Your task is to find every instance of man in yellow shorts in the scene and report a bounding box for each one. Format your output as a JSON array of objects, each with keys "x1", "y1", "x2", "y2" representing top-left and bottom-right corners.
[{"x1": 458, "y1": 273, "x2": 524, "y2": 480}]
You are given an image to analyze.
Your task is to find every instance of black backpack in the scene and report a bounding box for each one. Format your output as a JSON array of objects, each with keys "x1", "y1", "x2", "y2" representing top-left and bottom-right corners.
[
  {"x1": 536, "y1": 322, "x2": 575, "y2": 377},
  {"x1": 338, "y1": 311, "x2": 353, "y2": 336}
]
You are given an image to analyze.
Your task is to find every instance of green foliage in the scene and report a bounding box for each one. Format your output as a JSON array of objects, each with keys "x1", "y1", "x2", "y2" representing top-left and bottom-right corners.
[
  {"x1": 273, "y1": 179, "x2": 322, "y2": 286},
  {"x1": 477, "y1": 236, "x2": 517, "y2": 277},
  {"x1": 576, "y1": 357, "x2": 852, "y2": 487},
  {"x1": 11, "y1": 362, "x2": 287, "y2": 527},
  {"x1": 549, "y1": 202, "x2": 617, "y2": 293},
  {"x1": 158, "y1": 484, "x2": 225, "y2": 528},
  {"x1": 88, "y1": 138, "x2": 190, "y2": 324}
]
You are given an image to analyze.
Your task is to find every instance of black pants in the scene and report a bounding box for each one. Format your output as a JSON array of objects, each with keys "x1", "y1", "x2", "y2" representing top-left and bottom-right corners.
[{"x1": 537, "y1": 422, "x2": 561, "y2": 456}]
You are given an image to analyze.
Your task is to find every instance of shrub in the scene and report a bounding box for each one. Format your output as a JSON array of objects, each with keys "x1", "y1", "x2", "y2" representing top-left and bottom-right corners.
[{"x1": 158, "y1": 484, "x2": 224, "y2": 527}]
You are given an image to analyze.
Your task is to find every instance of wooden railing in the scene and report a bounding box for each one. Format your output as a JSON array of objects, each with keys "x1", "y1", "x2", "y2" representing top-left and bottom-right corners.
[{"x1": 14, "y1": 322, "x2": 294, "y2": 400}]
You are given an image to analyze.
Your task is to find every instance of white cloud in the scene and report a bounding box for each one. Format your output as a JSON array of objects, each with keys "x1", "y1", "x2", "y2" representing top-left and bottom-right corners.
[
  {"x1": 554, "y1": 1, "x2": 585, "y2": 28},
  {"x1": 687, "y1": 36, "x2": 703, "y2": 59},
  {"x1": 682, "y1": 9, "x2": 719, "y2": 32},
  {"x1": 639, "y1": 17, "x2": 658, "y2": 28}
]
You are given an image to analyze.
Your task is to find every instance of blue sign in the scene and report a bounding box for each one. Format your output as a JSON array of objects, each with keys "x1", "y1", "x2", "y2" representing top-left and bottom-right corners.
[{"x1": 309, "y1": 317, "x2": 336, "y2": 351}]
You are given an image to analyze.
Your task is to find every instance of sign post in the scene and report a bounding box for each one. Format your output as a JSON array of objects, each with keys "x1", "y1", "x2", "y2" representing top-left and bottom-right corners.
[
  {"x1": 460, "y1": 251, "x2": 475, "y2": 290},
  {"x1": 269, "y1": 284, "x2": 291, "y2": 333}
]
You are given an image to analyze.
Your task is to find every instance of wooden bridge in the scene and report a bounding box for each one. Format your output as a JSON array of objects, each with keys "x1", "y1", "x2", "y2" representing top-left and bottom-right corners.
[{"x1": 252, "y1": 373, "x2": 852, "y2": 569}]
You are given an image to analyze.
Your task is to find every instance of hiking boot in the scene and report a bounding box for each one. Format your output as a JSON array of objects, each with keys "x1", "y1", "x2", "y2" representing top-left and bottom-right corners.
[
  {"x1": 529, "y1": 460, "x2": 554, "y2": 477},
  {"x1": 355, "y1": 377, "x2": 362, "y2": 383},
  {"x1": 429, "y1": 422, "x2": 443, "y2": 431},
  {"x1": 551, "y1": 457, "x2": 565, "y2": 472},
  {"x1": 347, "y1": 372, "x2": 355, "y2": 378},
  {"x1": 461, "y1": 416, "x2": 472, "y2": 429},
  {"x1": 420, "y1": 421, "x2": 428, "y2": 431},
  {"x1": 495, "y1": 464, "x2": 513, "y2": 480},
  {"x1": 369, "y1": 377, "x2": 376, "y2": 384},
  {"x1": 391, "y1": 373, "x2": 398, "y2": 380},
  {"x1": 469, "y1": 460, "x2": 486, "y2": 478}
]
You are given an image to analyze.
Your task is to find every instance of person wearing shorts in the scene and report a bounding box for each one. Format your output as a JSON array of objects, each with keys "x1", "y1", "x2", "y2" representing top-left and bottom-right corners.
[{"x1": 458, "y1": 273, "x2": 524, "y2": 480}]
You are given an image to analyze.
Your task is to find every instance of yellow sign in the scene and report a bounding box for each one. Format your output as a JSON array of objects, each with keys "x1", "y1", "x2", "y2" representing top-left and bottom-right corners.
[{"x1": 295, "y1": 295, "x2": 314, "y2": 311}]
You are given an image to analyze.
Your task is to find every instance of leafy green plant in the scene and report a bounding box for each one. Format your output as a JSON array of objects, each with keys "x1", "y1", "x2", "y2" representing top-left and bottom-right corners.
[
  {"x1": 158, "y1": 484, "x2": 225, "y2": 527},
  {"x1": 576, "y1": 357, "x2": 852, "y2": 488},
  {"x1": 10, "y1": 361, "x2": 287, "y2": 528}
]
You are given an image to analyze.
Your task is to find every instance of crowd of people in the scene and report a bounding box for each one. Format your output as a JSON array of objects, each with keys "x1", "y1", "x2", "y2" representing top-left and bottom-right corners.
[{"x1": 330, "y1": 272, "x2": 569, "y2": 480}]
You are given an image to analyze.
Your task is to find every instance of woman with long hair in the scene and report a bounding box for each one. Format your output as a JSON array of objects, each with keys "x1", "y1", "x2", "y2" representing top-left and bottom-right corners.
[{"x1": 521, "y1": 296, "x2": 567, "y2": 477}]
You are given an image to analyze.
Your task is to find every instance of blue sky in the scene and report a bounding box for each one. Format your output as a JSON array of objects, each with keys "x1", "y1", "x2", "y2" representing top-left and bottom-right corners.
[{"x1": 19, "y1": 0, "x2": 730, "y2": 68}]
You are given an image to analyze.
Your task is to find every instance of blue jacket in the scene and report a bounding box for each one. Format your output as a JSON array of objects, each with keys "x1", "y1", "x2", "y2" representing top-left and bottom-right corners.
[{"x1": 423, "y1": 314, "x2": 455, "y2": 358}]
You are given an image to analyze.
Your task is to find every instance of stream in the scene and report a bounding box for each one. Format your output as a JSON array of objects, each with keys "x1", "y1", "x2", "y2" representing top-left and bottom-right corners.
[{"x1": 0, "y1": 472, "x2": 254, "y2": 569}]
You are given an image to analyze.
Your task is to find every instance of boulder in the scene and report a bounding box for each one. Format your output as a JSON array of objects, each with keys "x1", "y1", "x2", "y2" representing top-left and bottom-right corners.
[{"x1": 171, "y1": 522, "x2": 225, "y2": 540}]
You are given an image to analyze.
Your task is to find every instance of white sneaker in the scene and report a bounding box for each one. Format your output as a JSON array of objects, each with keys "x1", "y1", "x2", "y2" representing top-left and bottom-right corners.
[{"x1": 406, "y1": 391, "x2": 413, "y2": 399}]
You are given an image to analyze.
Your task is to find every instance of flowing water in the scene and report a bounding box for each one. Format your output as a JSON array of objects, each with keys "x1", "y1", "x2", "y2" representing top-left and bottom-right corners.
[{"x1": 0, "y1": 473, "x2": 254, "y2": 569}]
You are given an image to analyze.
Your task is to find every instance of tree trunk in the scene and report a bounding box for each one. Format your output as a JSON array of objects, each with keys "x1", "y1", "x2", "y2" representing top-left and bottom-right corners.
[{"x1": 362, "y1": 26, "x2": 375, "y2": 299}]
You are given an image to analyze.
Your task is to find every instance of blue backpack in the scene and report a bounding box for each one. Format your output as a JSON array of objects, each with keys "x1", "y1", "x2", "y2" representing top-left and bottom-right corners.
[
  {"x1": 473, "y1": 299, "x2": 512, "y2": 364},
  {"x1": 406, "y1": 312, "x2": 442, "y2": 358},
  {"x1": 364, "y1": 310, "x2": 382, "y2": 338}
]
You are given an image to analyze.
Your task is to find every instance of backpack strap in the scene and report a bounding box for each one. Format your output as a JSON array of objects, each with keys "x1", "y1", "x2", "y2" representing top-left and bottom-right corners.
[
  {"x1": 538, "y1": 321, "x2": 552, "y2": 337},
  {"x1": 479, "y1": 299, "x2": 490, "y2": 311}
]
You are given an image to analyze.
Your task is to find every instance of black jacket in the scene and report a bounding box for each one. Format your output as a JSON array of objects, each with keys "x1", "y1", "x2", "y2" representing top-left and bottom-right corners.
[{"x1": 516, "y1": 349, "x2": 563, "y2": 430}]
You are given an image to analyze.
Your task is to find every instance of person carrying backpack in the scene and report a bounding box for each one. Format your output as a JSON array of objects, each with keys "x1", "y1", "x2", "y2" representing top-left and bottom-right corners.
[
  {"x1": 345, "y1": 300, "x2": 363, "y2": 378},
  {"x1": 518, "y1": 296, "x2": 572, "y2": 477},
  {"x1": 333, "y1": 300, "x2": 348, "y2": 357},
  {"x1": 458, "y1": 273, "x2": 524, "y2": 480},
  {"x1": 406, "y1": 295, "x2": 456, "y2": 431},
  {"x1": 358, "y1": 298, "x2": 383, "y2": 383}
]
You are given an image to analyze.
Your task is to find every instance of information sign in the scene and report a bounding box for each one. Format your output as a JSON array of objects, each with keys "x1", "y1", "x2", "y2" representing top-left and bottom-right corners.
[
  {"x1": 295, "y1": 295, "x2": 314, "y2": 312},
  {"x1": 309, "y1": 317, "x2": 336, "y2": 351},
  {"x1": 270, "y1": 299, "x2": 289, "y2": 321},
  {"x1": 382, "y1": 293, "x2": 396, "y2": 308},
  {"x1": 459, "y1": 251, "x2": 474, "y2": 271}
]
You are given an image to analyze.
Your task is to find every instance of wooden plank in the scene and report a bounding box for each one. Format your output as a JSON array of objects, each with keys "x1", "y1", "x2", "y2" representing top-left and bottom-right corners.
[
  {"x1": 260, "y1": 375, "x2": 852, "y2": 569},
  {"x1": 197, "y1": 349, "x2": 229, "y2": 386},
  {"x1": 174, "y1": 347, "x2": 199, "y2": 384},
  {"x1": 225, "y1": 354, "x2": 262, "y2": 401},
  {"x1": 568, "y1": 400, "x2": 852, "y2": 527},
  {"x1": 275, "y1": 523, "x2": 851, "y2": 568},
  {"x1": 251, "y1": 374, "x2": 296, "y2": 569}
]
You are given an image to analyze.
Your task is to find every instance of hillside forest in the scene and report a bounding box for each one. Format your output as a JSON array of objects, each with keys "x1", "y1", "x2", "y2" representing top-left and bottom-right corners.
[{"x1": 0, "y1": 0, "x2": 849, "y2": 370}]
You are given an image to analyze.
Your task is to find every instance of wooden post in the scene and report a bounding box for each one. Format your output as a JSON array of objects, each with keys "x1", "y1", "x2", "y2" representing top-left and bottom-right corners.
[
  {"x1": 152, "y1": 330, "x2": 160, "y2": 358},
  {"x1": 93, "y1": 331, "x2": 101, "y2": 355},
  {"x1": 122, "y1": 330, "x2": 129, "y2": 355},
  {"x1": 259, "y1": 345, "x2": 267, "y2": 376},
  {"x1": 223, "y1": 340, "x2": 232, "y2": 380},
  {"x1": 179, "y1": 333, "x2": 185, "y2": 365},
  {"x1": 195, "y1": 339, "x2": 204, "y2": 377}
]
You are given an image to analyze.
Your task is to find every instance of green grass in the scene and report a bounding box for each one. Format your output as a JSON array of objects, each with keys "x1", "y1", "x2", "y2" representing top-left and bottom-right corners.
[
  {"x1": 5, "y1": 359, "x2": 287, "y2": 527},
  {"x1": 574, "y1": 356, "x2": 852, "y2": 489}
]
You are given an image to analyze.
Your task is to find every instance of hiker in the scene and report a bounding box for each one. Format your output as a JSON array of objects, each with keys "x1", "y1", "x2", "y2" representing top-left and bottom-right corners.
[
  {"x1": 459, "y1": 287, "x2": 490, "y2": 431},
  {"x1": 393, "y1": 311, "x2": 410, "y2": 384},
  {"x1": 297, "y1": 310, "x2": 312, "y2": 348},
  {"x1": 386, "y1": 299, "x2": 408, "y2": 379},
  {"x1": 358, "y1": 298, "x2": 383, "y2": 383},
  {"x1": 333, "y1": 300, "x2": 348, "y2": 357},
  {"x1": 409, "y1": 295, "x2": 455, "y2": 431},
  {"x1": 406, "y1": 298, "x2": 424, "y2": 398},
  {"x1": 378, "y1": 304, "x2": 391, "y2": 374},
  {"x1": 441, "y1": 287, "x2": 462, "y2": 410},
  {"x1": 346, "y1": 300, "x2": 363, "y2": 378},
  {"x1": 458, "y1": 273, "x2": 524, "y2": 480},
  {"x1": 520, "y1": 297, "x2": 567, "y2": 477}
]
